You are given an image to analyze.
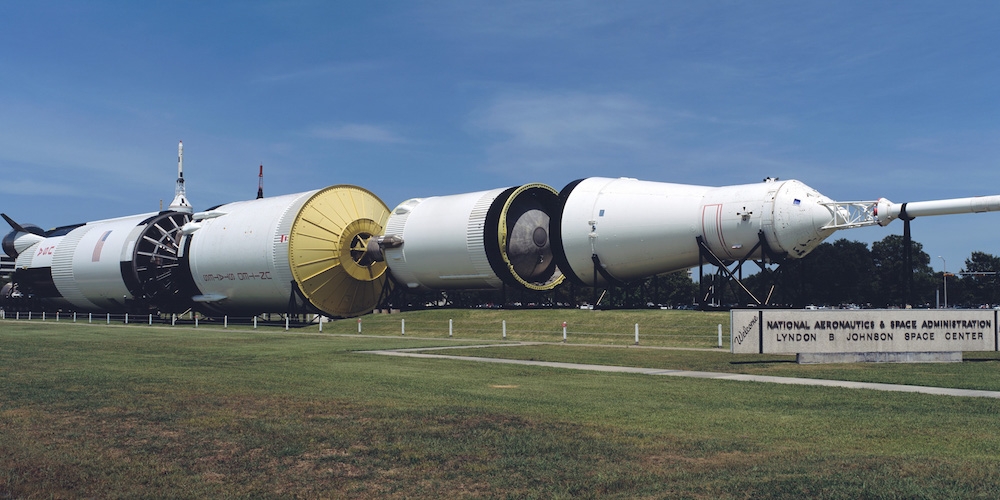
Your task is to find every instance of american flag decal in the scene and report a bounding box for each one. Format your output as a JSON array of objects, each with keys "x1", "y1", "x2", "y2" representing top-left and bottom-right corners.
[{"x1": 92, "y1": 230, "x2": 112, "y2": 262}]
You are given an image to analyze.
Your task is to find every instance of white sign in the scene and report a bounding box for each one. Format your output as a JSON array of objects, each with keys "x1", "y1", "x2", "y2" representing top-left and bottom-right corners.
[{"x1": 731, "y1": 309, "x2": 997, "y2": 355}]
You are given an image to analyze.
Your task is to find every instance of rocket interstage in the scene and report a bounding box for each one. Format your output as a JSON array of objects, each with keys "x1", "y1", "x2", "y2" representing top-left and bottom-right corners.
[{"x1": 381, "y1": 183, "x2": 563, "y2": 291}]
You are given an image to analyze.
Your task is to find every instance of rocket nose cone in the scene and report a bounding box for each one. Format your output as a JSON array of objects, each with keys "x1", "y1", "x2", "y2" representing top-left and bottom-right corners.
[{"x1": 770, "y1": 180, "x2": 837, "y2": 258}]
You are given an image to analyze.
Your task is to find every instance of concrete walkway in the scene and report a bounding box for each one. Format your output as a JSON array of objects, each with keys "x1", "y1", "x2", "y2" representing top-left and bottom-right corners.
[{"x1": 362, "y1": 345, "x2": 1000, "y2": 400}]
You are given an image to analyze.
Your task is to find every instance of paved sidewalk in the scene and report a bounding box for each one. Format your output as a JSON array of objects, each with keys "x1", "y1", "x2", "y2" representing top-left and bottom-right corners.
[{"x1": 362, "y1": 346, "x2": 1000, "y2": 400}]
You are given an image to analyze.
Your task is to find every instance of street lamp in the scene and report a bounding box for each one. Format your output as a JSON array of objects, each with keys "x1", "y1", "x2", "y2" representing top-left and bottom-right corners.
[{"x1": 939, "y1": 256, "x2": 948, "y2": 308}]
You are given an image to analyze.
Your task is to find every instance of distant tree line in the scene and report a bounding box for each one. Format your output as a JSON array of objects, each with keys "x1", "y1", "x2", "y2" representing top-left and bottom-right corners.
[
  {"x1": 710, "y1": 236, "x2": 1000, "y2": 309},
  {"x1": 389, "y1": 269, "x2": 699, "y2": 310},
  {"x1": 391, "y1": 235, "x2": 1000, "y2": 310}
]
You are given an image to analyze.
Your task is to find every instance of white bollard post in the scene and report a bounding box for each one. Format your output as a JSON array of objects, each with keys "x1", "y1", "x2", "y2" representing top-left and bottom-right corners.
[
  {"x1": 195, "y1": 315, "x2": 199, "y2": 328},
  {"x1": 562, "y1": 321, "x2": 567, "y2": 342},
  {"x1": 285, "y1": 316, "x2": 289, "y2": 331},
  {"x1": 253, "y1": 316, "x2": 258, "y2": 329},
  {"x1": 73, "y1": 312, "x2": 77, "y2": 322},
  {"x1": 42, "y1": 312, "x2": 45, "y2": 321},
  {"x1": 56, "y1": 312, "x2": 59, "y2": 322},
  {"x1": 401, "y1": 318, "x2": 405, "y2": 336},
  {"x1": 357, "y1": 317, "x2": 361, "y2": 333},
  {"x1": 502, "y1": 320, "x2": 506, "y2": 340},
  {"x1": 718, "y1": 324, "x2": 723, "y2": 348},
  {"x1": 449, "y1": 319, "x2": 453, "y2": 338},
  {"x1": 224, "y1": 315, "x2": 228, "y2": 329},
  {"x1": 149, "y1": 314, "x2": 153, "y2": 325},
  {"x1": 125, "y1": 312, "x2": 128, "y2": 324},
  {"x1": 318, "y1": 316, "x2": 323, "y2": 332},
  {"x1": 89, "y1": 312, "x2": 92, "y2": 323},
  {"x1": 635, "y1": 323, "x2": 639, "y2": 345},
  {"x1": 106, "y1": 313, "x2": 110, "y2": 324},
  {"x1": 172, "y1": 313, "x2": 176, "y2": 326}
]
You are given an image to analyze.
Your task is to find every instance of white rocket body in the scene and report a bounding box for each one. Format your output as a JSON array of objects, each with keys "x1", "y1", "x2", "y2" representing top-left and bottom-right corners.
[
  {"x1": 6, "y1": 212, "x2": 190, "y2": 311},
  {"x1": 384, "y1": 177, "x2": 841, "y2": 289},
  {"x1": 181, "y1": 192, "x2": 311, "y2": 312},
  {"x1": 552, "y1": 177, "x2": 840, "y2": 285},
  {"x1": 179, "y1": 185, "x2": 391, "y2": 318},
  {"x1": 6, "y1": 141, "x2": 1000, "y2": 316},
  {"x1": 875, "y1": 195, "x2": 1000, "y2": 225},
  {"x1": 383, "y1": 184, "x2": 562, "y2": 291}
]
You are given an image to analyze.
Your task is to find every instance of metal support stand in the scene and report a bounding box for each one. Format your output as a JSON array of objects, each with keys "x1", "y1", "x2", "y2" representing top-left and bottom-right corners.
[
  {"x1": 591, "y1": 253, "x2": 621, "y2": 309},
  {"x1": 286, "y1": 280, "x2": 322, "y2": 320},
  {"x1": 900, "y1": 203, "x2": 914, "y2": 307},
  {"x1": 696, "y1": 231, "x2": 785, "y2": 309},
  {"x1": 375, "y1": 278, "x2": 395, "y2": 312}
]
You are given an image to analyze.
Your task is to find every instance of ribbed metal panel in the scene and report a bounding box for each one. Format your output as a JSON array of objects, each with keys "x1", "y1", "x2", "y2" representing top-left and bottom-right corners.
[
  {"x1": 383, "y1": 199, "x2": 418, "y2": 287},
  {"x1": 466, "y1": 190, "x2": 501, "y2": 287},
  {"x1": 50, "y1": 226, "x2": 99, "y2": 309},
  {"x1": 272, "y1": 190, "x2": 314, "y2": 296},
  {"x1": 383, "y1": 203, "x2": 412, "y2": 236}
]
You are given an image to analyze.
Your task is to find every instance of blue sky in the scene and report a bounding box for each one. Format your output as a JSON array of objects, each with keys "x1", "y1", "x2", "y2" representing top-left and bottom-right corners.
[{"x1": 2, "y1": 1, "x2": 999, "y2": 275}]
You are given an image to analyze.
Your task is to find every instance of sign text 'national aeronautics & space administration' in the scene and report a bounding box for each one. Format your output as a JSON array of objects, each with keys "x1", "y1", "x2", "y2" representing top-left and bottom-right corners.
[{"x1": 730, "y1": 309, "x2": 997, "y2": 355}]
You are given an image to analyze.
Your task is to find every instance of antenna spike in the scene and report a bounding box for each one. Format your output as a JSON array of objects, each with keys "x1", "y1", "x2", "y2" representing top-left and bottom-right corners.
[
  {"x1": 257, "y1": 164, "x2": 264, "y2": 199},
  {"x1": 168, "y1": 140, "x2": 192, "y2": 213}
]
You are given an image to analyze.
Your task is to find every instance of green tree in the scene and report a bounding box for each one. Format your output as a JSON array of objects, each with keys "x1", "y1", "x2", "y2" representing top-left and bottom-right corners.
[
  {"x1": 961, "y1": 251, "x2": 1000, "y2": 307},
  {"x1": 871, "y1": 234, "x2": 936, "y2": 307},
  {"x1": 786, "y1": 239, "x2": 875, "y2": 306},
  {"x1": 740, "y1": 239, "x2": 875, "y2": 308},
  {"x1": 581, "y1": 270, "x2": 697, "y2": 309}
]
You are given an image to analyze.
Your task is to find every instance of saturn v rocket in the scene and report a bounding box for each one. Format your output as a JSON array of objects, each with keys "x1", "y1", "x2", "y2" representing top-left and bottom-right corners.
[{"x1": 4, "y1": 143, "x2": 1000, "y2": 317}]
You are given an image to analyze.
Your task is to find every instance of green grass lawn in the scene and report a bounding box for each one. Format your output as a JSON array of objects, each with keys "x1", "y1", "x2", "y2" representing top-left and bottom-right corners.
[
  {"x1": 3, "y1": 312, "x2": 1000, "y2": 498},
  {"x1": 322, "y1": 308, "x2": 732, "y2": 348}
]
